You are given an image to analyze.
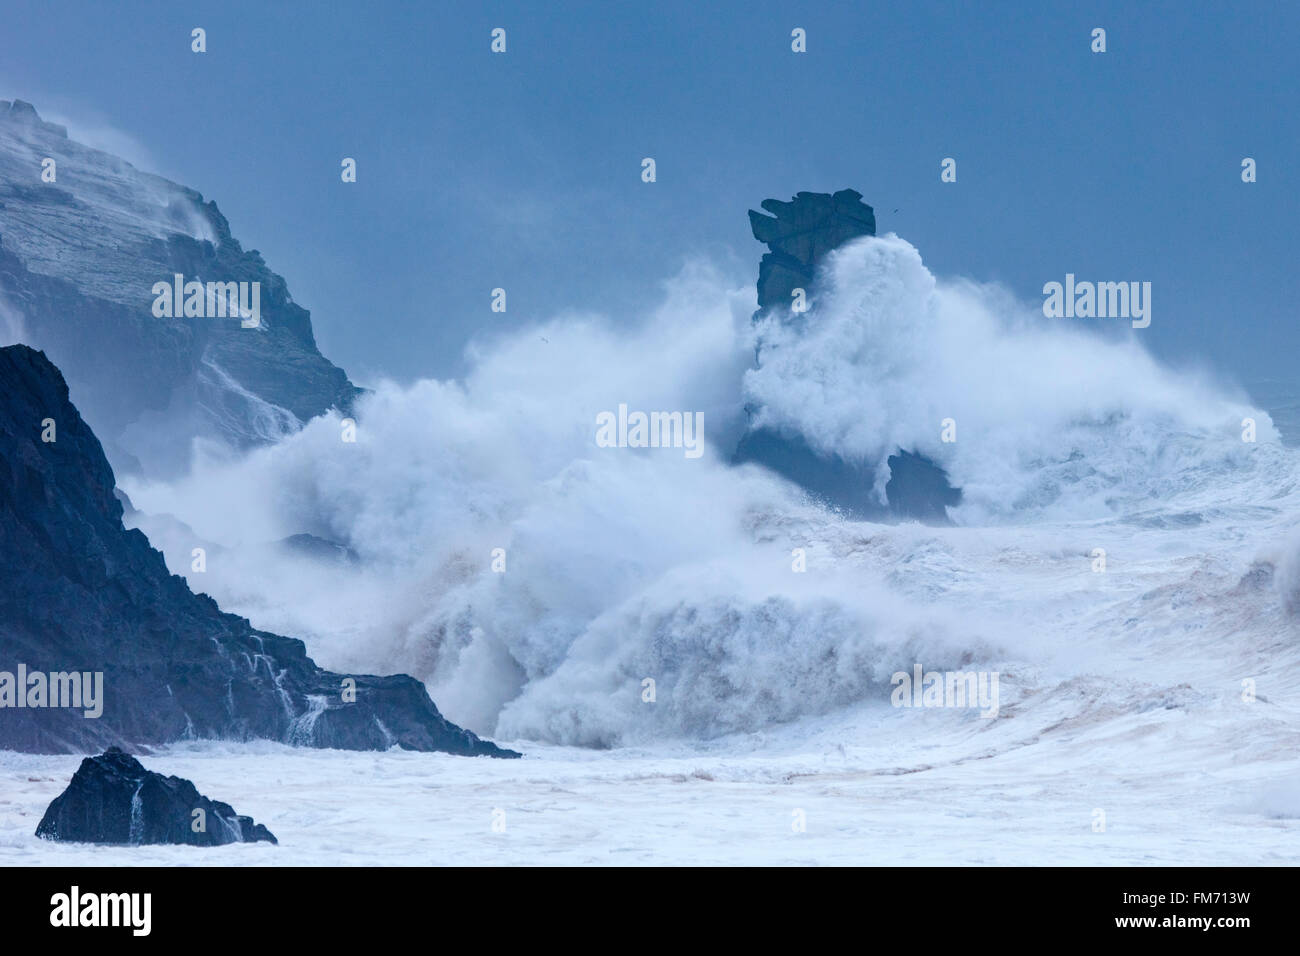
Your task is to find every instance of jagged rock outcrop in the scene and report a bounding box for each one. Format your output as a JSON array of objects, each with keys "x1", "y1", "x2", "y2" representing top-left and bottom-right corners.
[
  {"x1": 0, "y1": 344, "x2": 518, "y2": 756},
  {"x1": 36, "y1": 747, "x2": 276, "y2": 845},
  {"x1": 748, "y1": 189, "x2": 877, "y2": 312},
  {"x1": 736, "y1": 190, "x2": 961, "y2": 522},
  {"x1": 0, "y1": 100, "x2": 359, "y2": 477}
]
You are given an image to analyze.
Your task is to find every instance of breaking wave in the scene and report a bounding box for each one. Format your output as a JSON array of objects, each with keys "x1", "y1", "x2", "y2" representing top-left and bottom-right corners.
[
  {"x1": 746, "y1": 236, "x2": 1274, "y2": 522},
  {"x1": 121, "y1": 235, "x2": 1297, "y2": 745}
]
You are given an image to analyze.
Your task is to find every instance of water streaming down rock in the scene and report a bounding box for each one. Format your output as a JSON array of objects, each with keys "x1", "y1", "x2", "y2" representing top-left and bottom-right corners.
[
  {"x1": 127, "y1": 782, "x2": 144, "y2": 845},
  {"x1": 36, "y1": 747, "x2": 277, "y2": 846},
  {"x1": 289, "y1": 694, "x2": 330, "y2": 745}
]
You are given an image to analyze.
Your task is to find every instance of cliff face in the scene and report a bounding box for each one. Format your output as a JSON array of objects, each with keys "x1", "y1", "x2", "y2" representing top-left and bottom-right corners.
[
  {"x1": 0, "y1": 343, "x2": 516, "y2": 756},
  {"x1": 0, "y1": 100, "x2": 359, "y2": 476},
  {"x1": 737, "y1": 189, "x2": 960, "y2": 522}
]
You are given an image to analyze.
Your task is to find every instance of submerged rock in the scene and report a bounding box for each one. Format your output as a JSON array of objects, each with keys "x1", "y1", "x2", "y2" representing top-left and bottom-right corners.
[
  {"x1": 278, "y1": 532, "x2": 361, "y2": 566},
  {"x1": 0, "y1": 344, "x2": 518, "y2": 757},
  {"x1": 36, "y1": 747, "x2": 276, "y2": 846},
  {"x1": 736, "y1": 190, "x2": 961, "y2": 522}
]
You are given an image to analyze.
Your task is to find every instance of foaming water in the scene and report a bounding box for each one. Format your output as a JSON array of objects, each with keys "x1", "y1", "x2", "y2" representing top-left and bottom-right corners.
[
  {"x1": 121, "y1": 236, "x2": 1300, "y2": 746},
  {"x1": 746, "y1": 236, "x2": 1276, "y2": 522}
]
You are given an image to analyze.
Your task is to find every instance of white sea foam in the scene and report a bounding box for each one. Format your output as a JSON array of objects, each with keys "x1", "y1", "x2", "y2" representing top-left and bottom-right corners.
[
  {"x1": 121, "y1": 236, "x2": 1300, "y2": 747},
  {"x1": 745, "y1": 236, "x2": 1275, "y2": 522}
]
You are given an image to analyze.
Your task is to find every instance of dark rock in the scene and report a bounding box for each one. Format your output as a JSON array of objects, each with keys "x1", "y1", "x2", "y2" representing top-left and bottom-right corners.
[
  {"x1": 733, "y1": 429, "x2": 960, "y2": 522},
  {"x1": 113, "y1": 487, "x2": 137, "y2": 516},
  {"x1": 736, "y1": 190, "x2": 961, "y2": 523},
  {"x1": 36, "y1": 747, "x2": 276, "y2": 846},
  {"x1": 734, "y1": 427, "x2": 884, "y2": 517},
  {"x1": 0, "y1": 344, "x2": 519, "y2": 757},
  {"x1": 748, "y1": 188, "x2": 876, "y2": 313},
  {"x1": 884, "y1": 449, "x2": 962, "y2": 522}
]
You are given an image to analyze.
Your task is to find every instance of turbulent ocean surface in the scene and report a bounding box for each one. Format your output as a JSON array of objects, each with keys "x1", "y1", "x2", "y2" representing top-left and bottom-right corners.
[
  {"x1": 1243, "y1": 377, "x2": 1300, "y2": 448},
  {"x1": 5, "y1": 234, "x2": 1298, "y2": 864}
]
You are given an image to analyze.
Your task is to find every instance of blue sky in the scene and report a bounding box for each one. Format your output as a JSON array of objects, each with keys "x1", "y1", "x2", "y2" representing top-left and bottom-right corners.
[{"x1": 2, "y1": 0, "x2": 1297, "y2": 386}]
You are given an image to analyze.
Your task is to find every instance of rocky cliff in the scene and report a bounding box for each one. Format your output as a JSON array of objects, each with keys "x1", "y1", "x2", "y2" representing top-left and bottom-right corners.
[
  {"x1": 0, "y1": 343, "x2": 516, "y2": 756},
  {"x1": 0, "y1": 100, "x2": 359, "y2": 476}
]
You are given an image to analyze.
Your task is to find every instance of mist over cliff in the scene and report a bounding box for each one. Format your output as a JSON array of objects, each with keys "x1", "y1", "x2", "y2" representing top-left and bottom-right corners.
[{"x1": 0, "y1": 99, "x2": 358, "y2": 478}]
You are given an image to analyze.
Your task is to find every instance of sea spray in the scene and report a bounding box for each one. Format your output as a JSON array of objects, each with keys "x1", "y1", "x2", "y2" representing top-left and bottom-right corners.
[{"x1": 120, "y1": 237, "x2": 1283, "y2": 744}]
